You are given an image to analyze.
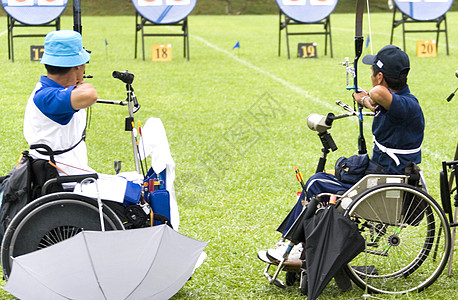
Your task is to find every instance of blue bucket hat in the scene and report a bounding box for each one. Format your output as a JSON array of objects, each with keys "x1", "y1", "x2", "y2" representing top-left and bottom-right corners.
[{"x1": 40, "y1": 30, "x2": 90, "y2": 67}]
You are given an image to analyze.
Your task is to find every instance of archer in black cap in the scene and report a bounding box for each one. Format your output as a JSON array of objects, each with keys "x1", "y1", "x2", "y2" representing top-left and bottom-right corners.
[{"x1": 261, "y1": 44, "x2": 425, "y2": 259}]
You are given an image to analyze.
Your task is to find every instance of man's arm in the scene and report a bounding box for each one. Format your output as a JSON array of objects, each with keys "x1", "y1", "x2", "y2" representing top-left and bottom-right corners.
[
  {"x1": 353, "y1": 85, "x2": 393, "y2": 112},
  {"x1": 71, "y1": 82, "x2": 98, "y2": 110},
  {"x1": 368, "y1": 85, "x2": 393, "y2": 111}
]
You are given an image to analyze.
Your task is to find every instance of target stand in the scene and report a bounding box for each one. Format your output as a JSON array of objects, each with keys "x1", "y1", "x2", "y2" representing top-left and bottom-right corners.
[
  {"x1": 132, "y1": 0, "x2": 196, "y2": 61},
  {"x1": 390, "y1": 0, "x2": 453, "y2": 55},
  {"x1": 279, "y1": 12, "x2": 332, "y2": 59},
  {"x1": 275, "y1": 0, "x2": 337, "y2": 59},
  {"x1": 135, "y1": 13, "x2": 189, "y2": 61},
  {"x1": 1, "y1": 0, "x2": 69, "y2": 62}
]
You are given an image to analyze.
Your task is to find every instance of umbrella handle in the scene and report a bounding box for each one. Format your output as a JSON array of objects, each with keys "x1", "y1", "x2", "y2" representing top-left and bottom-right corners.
[
  {"x1": 80, "y1": 178, "x2": 105, "y2": 232},
  {"x1": 304, "y1": 198, "x2": 319, "y2": 220}
]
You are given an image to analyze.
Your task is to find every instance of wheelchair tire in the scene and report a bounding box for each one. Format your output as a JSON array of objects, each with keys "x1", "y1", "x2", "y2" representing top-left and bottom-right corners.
[
  {"x1": 343, "y1": 183, "x2": 451, "y2": 294},
  {"x1": 1, "y1": 192, "x2": 125, "y2": 279},
  {"x1": 285, "y1": 271, "x2": 299, "y2": 286},
  {"x1": 299, "y1": 270, "x2": 308, "y2": 295}
]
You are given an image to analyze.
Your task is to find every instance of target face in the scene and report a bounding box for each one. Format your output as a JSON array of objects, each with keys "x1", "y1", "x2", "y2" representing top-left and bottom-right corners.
[
  {"x1": 133, "y1": 0, "x2": 196, "y2": 24},
  {"x1": 276, "y1": 0, "x2": 337, "y2": 23},
  {"x1": 2, "y1": 0, "x2": 68, "y2": 25},
  {"x1": 394, "y1": 0, "x2": 453, "y2": 21}
]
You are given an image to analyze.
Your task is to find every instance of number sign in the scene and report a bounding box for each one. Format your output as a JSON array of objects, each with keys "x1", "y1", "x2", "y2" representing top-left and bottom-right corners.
[
  {"x1": 152, "y1": 44, "x2": 172, "y2": 61},
  {"x1": 298, "y1": 43, "x2": 317, "y2": 58},
  {"x1": 416, "y1": 40, "x2": 437, "y2": 57},
  {"x1": 30, "y1": 45, "x2": 44, "y2": 61}
]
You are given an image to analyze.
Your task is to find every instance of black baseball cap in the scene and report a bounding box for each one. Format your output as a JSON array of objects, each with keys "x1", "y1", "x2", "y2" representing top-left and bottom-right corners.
[{"x1": 362, "y1": 45, "x2": 410, "y2": 79}]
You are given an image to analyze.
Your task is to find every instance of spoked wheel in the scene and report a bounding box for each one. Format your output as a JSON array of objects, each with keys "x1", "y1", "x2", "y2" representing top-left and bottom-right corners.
[
  {"x1": 344, "y1": 184, "x2": 451, "y2": 294},
  {"x1": 1, "y1": 192, "x2": 125, "y2": 279}
]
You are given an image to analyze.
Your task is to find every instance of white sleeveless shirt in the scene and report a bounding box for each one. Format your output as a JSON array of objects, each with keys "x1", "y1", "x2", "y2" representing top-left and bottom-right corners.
[{"x1": 23, "y1": 77, "x2": 95, "y2": 175}]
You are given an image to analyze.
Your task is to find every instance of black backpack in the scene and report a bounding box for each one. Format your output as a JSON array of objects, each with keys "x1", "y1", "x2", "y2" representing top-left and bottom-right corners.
[
  {"x1": 0, "y1": 151, "x2": 63, "y2": 242},
  {"x1": 0, "y1": 153, "x2": 33, "y2": 242}
]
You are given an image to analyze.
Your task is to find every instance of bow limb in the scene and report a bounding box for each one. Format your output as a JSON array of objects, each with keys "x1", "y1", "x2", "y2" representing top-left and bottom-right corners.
[
  {"x1": 354, "y1": 0, "x2": 365, "y2": 93},
  {"x1": 354, "y1": 0, "x2": 367, "y2": 154}
]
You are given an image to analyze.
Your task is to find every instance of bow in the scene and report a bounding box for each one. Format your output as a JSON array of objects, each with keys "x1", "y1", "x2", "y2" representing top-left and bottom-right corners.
[
  {"x1": 354, "y1": 0, "x2": 367, "y2": 154},
  {"x1": 73, "y1": 0, "x2": 82, "y2": 33}
]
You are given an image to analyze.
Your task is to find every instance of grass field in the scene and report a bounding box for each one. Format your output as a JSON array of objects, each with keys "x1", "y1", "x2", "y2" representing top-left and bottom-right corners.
[{"x1": 0, "y1": 12, "x2": 457, "y2": 299}]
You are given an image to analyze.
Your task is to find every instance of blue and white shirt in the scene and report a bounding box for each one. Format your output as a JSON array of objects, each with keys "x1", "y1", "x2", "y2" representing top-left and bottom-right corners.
[
  {"x1": 371, "y1": 85, "x2": 424, "y2": 174},
  {"x1": 23, "y1": 76, "x2": 94, "y2": 175}
]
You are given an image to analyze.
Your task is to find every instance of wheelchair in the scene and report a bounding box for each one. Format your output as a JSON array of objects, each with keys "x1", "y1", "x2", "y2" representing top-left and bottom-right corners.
[
  {"x1": 259, "y1": 102, "x2": 452, "y2": 295},
  {"x1": 338, "y1": 174, "x2": 451, "y2": 294},
  {"x1": 1, "y1": 191, "x2": 125, "y2": 279},
  {"x1": 0, "y1": 148, "x2": 168, "y2": 281}
]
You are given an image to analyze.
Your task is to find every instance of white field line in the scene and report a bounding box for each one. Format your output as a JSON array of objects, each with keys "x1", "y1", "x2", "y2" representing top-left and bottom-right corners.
[
  {"x1": 190, "y1": 33, "x2": 335, "y2": 110},
  {"x1": 0, "y1": 30, "x2": 7, "y2": 37}
]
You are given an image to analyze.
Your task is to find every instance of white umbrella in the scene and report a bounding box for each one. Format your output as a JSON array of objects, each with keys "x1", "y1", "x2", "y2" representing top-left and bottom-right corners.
[{"x1": 4, "y1": 225, "x2": 207, "y2": 300}]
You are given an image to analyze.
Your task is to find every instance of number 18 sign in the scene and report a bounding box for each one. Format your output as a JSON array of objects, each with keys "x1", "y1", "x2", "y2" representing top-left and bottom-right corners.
[{"x1": 151, "y1": 44, "x2": 172, "y2": 61}]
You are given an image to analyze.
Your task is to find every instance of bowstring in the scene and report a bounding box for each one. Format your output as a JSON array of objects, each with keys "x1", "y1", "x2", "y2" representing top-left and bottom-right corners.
[{"x1": 366, "y1": 0, "x2": 373, "y2": 54}]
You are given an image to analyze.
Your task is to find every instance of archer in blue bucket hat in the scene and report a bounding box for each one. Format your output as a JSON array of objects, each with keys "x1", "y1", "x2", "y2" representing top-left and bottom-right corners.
[
  {"x1": 24, "y1": 29, "x2": 98, "y2": 176},
  {"x1": 41, "y1": 30, "x2": 90, "y2": 67}
]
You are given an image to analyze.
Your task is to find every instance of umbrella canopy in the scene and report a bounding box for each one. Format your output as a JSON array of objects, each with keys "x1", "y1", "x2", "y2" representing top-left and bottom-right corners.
[
  {"x1": 289, "y1": 205, "x2": 365, "y2": 300},
  {"x1": 4, "y1": 225, "x2": 207, "y2": 300}
]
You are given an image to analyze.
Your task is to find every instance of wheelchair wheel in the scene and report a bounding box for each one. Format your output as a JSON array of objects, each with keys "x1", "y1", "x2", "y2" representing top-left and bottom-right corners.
[
  {"x1": 1, "y1": 192, "x2": 125, "y2": 279},
  {"x1": 344, "y1": 183, "x2": 451, "y2": 294}
]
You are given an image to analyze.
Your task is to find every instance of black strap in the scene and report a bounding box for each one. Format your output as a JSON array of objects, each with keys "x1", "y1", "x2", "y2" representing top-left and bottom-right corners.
[{"x1": 31, "y1": 131, "x2": 86, "y2": 157}]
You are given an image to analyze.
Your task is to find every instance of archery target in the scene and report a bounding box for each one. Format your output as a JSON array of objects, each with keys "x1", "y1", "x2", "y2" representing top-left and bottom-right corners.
[
  {"x1": 2, "y1": 0, "x2": 68, "y2": 25},
  {"x1": 132, "y1": 0, "x2": 196, "y2": 24},
  {"x1": 394, "y1": 0, "x2": 453, "y2": 21},
  {"x1": 276, "y1": 0, "x2": 338, "y2": 23}
]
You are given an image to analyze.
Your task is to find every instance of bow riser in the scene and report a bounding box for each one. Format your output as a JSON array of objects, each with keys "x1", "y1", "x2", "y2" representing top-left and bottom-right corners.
[{"x1": 354, "y1": 0, "x2": 367, "y2": 154}]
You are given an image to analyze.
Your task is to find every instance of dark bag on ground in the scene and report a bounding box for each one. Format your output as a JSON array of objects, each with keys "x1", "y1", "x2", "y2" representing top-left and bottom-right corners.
[{"x1": 335, "y1": 153, "x2": 385, "y2": 184}]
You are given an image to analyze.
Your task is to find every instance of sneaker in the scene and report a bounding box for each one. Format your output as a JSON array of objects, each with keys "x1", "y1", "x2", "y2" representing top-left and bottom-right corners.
[
  {"x1": 256, "y1": 250, "x2": 272, "y2": 264},
  {"x1": 266, "y1": 242, "x2": 303, "y2": 263},
  {"x1": 265, "y1": 241, "x2": 287, "y2": 263}
]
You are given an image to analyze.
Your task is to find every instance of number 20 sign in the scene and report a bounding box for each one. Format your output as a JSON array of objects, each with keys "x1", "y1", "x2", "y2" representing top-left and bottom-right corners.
[{"x1": 416, "y1": 40, "x2": 437, "y2": 57}]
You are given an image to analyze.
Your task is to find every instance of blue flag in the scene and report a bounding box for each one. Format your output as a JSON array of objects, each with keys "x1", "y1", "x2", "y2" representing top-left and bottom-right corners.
[
  {"x1": 232, "y1": 41, "x2": 240, "y2": 50},
  {"x1": 365, "y1": 36, "x2": 370, "y2": 49},
  {"x1": 105, "y1": 39, "x2": 108, "y2": 46}
]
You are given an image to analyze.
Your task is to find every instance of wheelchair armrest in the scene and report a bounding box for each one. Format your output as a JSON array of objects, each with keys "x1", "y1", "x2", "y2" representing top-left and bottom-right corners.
[{"x1": 42, "y1": 173, "x2": 99, "y2": 196}]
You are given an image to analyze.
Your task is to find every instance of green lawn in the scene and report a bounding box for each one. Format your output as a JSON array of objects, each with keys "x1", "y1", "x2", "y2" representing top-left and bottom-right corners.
[{"x1": 0, "y1": 12, "x2": 457, "y2": 299}]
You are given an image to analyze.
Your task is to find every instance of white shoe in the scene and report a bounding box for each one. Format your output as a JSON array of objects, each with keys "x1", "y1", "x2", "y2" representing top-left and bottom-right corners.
[
  {"x1": 257, "y1": 250, "x2": 272, "y2": 264},
  {"x1": 266, "y1": 242, "x2": 303, "y2": 263}
]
